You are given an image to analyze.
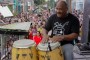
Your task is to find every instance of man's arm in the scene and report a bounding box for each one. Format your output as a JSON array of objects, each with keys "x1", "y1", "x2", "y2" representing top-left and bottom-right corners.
[
  {"x1": 41, "y1": 28, "x2": 49, "y2": 43},
  {"x1": 51, "y1": 33, "x2": 78, "y2": 42},
  {"x1": 64, "y1": 33, "x2": 78, "y2": 41},
  {"x1": 42, "y1": 28, "x2": 48, "y2": 36}
]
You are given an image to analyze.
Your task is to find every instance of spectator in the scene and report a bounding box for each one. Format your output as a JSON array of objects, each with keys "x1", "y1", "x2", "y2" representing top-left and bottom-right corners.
[
  {"x1": 33, "y1": 31, "x2": 42, "y2": 45},
  {"x1": 28, "y1": 28, "x2": 33, "y2": 40}
]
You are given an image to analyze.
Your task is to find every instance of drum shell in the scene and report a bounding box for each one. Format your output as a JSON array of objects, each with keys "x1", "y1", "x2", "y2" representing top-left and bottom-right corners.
[
  {"x1": 12, "y1": 46, "x2": 38, "y2": 60},
  {"x1": 38, "y1": 47, "x2": 64, "y2": 60},
  {"x1": 12, "y1": 39, "x2": 38, "y2": 60}
]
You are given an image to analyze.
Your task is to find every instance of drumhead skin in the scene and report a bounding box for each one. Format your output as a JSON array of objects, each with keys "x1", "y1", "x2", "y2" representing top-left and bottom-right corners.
[
  {"x1": 37, "y1": 42, "x2": 60, "y2": 51},
  {"x1": 13, "y1": 39, "x2": 35, "y2": 48}
]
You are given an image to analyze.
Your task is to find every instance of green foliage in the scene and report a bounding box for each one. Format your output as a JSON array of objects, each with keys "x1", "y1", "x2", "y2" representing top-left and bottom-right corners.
[
  {"x1": 13, "y1": 12, "x2": 18, "y2": 16},
  {"x1": 34, "y1": 0, "x2": 45, "y2": 5},
  {"x1": 8, "y1": 5, "x2": 13, "y2": 12}
]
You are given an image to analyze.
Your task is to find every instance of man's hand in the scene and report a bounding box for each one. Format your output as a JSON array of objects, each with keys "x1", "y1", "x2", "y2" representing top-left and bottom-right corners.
[
  {"x1": 50, "y1": 35, "x2": 64, "y2": 42},
  {"x1": 41, "y1": 35, "x2": 49, "y2": 43}
]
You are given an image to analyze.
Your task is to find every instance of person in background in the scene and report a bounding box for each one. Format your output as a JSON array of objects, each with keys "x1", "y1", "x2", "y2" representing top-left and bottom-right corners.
[
  {"x1": 33, "y1": 31, "x2": 42, "y2": 45},
  {"x1": 28, "y1": 28, "x2": 33, "y2": 40},
  {"x1": 42, "y1": 20, "x2": 46, "y2": 28},
  {"x1": 37, "y1": 25, "x2": 43, "y2": 33},
  {"x1": 32, "y1": 24, "x2": 37, "y2": 36}
]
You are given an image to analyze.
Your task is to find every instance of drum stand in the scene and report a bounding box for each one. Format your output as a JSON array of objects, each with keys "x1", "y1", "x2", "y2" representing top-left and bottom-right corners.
[
  {"x1": 1, "y1": 34, "x2": 11, "y2": 60},
  {"x1": 1, "y1": 34, "x2": 3, "y2": 60}
]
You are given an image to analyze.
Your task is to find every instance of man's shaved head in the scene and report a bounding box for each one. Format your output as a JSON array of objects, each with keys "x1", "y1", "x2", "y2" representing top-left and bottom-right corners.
[
  {"x1": 55, "y1": 1, "x2": 68, "y2": 18},
  {"x1": 56, "y1": 0, "x2": 68, "y2": 8}
]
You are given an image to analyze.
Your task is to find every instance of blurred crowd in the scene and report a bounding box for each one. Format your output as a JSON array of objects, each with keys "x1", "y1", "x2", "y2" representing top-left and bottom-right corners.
[
  {"x1": 72, "y1": 9, "x2": 83, "y2": 27},
  {"x1": 72, "y1": 9, "x2": 83, "y2": 42},
  {"x1": 0, "y1": 10, "x2": 50, "y2": 24}
]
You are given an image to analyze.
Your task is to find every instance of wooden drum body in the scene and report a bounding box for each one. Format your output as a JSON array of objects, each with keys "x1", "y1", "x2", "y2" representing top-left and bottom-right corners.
[
  {"x1": 12, "y1": 39, "x2": 38, "y2": 60},
  {"x1": 37, "y1": 42, "x2": 64, "y2": 60}
]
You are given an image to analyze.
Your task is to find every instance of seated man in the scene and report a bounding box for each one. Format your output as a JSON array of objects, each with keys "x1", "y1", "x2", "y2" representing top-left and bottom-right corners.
[{"x1": 42, "y1": 1, "x2": 80, "y2": 60}]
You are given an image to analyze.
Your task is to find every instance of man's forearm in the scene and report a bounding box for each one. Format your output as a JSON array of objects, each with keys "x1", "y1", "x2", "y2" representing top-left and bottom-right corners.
[
  {"x1": 42, "y1": 28, "x2": 48, "y2": 36},
  {"x1": 63, "y1": 33, "x2": 79, "y2": 41},
  {"x1": 42, "y1": 28, "x2": 49, "y2": 42}
]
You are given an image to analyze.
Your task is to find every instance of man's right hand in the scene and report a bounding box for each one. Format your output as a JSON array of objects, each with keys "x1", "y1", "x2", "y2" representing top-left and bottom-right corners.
[{"x1": 41, "y1": 35, "x2": 49, "y2": 43}]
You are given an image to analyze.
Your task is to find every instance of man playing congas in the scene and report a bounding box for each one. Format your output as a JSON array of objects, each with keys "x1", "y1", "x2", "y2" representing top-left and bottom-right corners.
[{"x1": 42, "y1": 1, "x2": 80, "y2": 60}]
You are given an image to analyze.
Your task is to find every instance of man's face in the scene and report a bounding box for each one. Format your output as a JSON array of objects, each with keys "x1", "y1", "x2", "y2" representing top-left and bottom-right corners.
[{"x1": 55, "y1": 2, "x2": 68, "y2": 18}]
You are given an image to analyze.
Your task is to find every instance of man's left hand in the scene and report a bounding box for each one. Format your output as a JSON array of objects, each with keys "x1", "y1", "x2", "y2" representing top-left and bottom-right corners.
[{"x1": 50, "y1": 35, "x2": 64, "y2": 42}]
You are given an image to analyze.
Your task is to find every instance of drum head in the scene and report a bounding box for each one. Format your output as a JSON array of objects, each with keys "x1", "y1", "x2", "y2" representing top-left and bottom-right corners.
[
  {"x1": 13, "y1": 39, "x2": 35, "y2": 48},
  {"x1": 37, "y1": 42, "x2": 60, "y2": 51}
]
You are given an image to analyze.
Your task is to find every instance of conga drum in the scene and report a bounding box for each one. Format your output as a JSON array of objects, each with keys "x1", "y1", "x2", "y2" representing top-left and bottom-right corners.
[
  {"x1": 37, "y1": 42, "x2": 64, "y2": 60},
  {"x1": 12, "y1": 39, "x2": 38, "y2": 60}
]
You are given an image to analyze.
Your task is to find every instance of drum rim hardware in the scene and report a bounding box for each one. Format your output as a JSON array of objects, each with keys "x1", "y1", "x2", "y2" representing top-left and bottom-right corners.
[{"x1": 37, "y1": 42, "x2": 60, "y2": 51}]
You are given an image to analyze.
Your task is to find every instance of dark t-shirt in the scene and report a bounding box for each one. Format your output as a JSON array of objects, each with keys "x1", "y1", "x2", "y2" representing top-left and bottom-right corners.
[{"x1": 44, "y1": 13, "x2": 80, "y2": 45}]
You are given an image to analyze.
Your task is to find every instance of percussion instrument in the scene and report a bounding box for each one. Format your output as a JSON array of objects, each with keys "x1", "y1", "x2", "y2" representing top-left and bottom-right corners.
[
  {"x1": 37, "y1": 42, "x2": 64, "y2": 60},
  {"x1": 12, "y1": 39, "x2": 38, "y2": 60}
]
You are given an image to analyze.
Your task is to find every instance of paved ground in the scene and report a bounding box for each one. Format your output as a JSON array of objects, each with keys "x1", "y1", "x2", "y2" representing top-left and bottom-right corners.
[
  {"x1": 1, "y1": 53, "x2": 90, "y2": 60},
  {"x1": 74, "y1": 53, "x2": 90, "y2": 60}
]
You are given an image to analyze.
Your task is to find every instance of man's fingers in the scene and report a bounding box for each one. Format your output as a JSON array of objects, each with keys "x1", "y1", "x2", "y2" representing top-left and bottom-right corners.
[
  {"x1": 51, "y1": 37, "x2": 57, "y2": 43},
  {"x1": 41, "y1": 39, "x2": 48, "y2": 43}
]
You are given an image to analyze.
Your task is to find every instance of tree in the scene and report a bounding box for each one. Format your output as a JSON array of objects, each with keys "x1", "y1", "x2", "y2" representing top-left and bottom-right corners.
[{"x1": 34, "y1": 0, "x2": 45, "y2": 5}]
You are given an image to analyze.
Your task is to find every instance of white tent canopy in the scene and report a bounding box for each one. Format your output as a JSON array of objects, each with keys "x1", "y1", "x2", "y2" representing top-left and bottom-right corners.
[
  {"x1": 0, "y1": 6, "x2": 13, "y2": 17},
  {"x1": 1, "y1": 22, "x2": 32, "y2": 31}
]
